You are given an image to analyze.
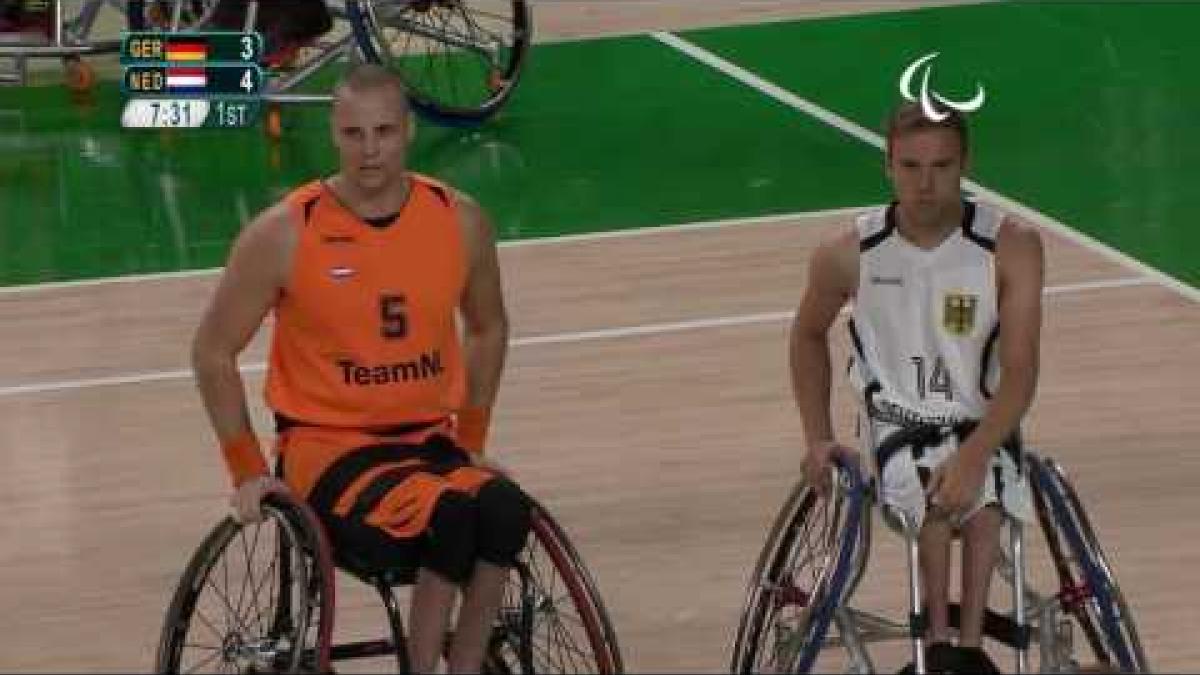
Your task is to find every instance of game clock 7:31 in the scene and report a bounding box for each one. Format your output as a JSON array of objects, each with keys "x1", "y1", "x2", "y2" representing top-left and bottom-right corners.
[{"x1": 120, "y1": 99, "x2": 260, "y2": 129}]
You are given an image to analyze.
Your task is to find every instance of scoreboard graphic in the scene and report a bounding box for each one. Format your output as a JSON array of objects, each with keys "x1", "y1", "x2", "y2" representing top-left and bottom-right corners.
[{"x1": 119, "y1": 32, "x2": 265, "y2": 129}]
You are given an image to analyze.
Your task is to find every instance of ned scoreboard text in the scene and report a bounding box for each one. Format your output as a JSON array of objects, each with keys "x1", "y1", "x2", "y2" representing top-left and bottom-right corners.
[{"x1": 120, "y1": 32, "x2": 264, "y2": 129}]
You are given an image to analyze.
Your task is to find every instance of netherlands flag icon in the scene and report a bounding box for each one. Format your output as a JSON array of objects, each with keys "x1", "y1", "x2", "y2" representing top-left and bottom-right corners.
[{"x1": 165, "y1": 68, "x2": 207, "y2": 94}]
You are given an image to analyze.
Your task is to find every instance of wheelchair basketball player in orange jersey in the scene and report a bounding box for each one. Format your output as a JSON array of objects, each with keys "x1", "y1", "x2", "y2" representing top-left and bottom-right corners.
[{"x1": 191, "y1": 63, "x2": 529, "y2": 674}]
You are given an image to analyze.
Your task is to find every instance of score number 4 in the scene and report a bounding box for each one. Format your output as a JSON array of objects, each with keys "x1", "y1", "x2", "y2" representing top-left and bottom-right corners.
[{"x1": 239, "y1": 68, "x2": 255, "y2": 93}]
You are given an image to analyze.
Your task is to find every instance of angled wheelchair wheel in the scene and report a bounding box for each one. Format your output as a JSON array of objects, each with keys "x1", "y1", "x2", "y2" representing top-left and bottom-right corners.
[
  {"x1": 349, "y1": 0, "x2": 531, "y2": 126},
  {"x1": 484, "y1": 501, "x2": 623, "y2": 674},
  {"x1": 730, "y1": 458, "x2": 867, "y2": 674},
  {"x1": 155, "y1": 491, "x2": 336, "y2": 674},
  {"x1": 1031, "y1": 456, "x2": 1148, "y2": 673}
]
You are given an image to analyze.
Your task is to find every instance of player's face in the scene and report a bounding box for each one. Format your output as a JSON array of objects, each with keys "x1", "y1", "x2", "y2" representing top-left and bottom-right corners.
[
  {"x1": 331, "y1": 87, "x2": 411, "y2": 194},
  {"x1": 886, "y1": 128, "x2": 966, "y2": 226}
]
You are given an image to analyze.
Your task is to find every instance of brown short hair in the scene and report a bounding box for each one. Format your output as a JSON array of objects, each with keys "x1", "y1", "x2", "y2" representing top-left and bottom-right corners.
[{"x1": 885, "y1": 101, "x2": 969, "y2": 158}]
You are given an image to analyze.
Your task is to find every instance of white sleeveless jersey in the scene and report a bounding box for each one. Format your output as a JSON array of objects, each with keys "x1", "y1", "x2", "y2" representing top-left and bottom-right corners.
[{"x1": 848, "y1": 201, "x2": 1004, "y2": 439}]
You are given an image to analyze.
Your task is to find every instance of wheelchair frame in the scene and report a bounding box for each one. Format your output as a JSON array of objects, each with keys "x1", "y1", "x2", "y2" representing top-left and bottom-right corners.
[
  {"x1": 0, "y1": 0, "x2": 124, "y2": 86},
  {"x1": 731, "y1": 452, "x2": 1149, "y2": 674}
]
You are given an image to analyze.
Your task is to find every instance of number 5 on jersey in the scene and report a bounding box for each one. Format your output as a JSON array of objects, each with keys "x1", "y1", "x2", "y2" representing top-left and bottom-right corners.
[{"x1": 380, "y1": 294, "x2": 407, "y2": 339}]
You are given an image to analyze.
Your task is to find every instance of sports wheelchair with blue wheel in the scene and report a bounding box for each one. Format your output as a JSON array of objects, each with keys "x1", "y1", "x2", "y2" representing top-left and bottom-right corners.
[
  {"x1": 730, "y1": 428, "x2": 1148, "y2": 674},
  {"x1": 155, "y1": 486, "x2": 622, "y2": 673}
]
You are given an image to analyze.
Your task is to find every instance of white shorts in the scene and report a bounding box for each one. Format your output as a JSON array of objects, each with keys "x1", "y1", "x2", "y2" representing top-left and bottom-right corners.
[{"x1": 871, "y1": 424, "x2": 1033, "y2": 531}]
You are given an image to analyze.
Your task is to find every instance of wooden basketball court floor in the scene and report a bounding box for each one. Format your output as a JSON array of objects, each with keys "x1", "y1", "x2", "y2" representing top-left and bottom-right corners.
[
  {"x1": 3, "y1": 207, "x2": 1197, "y2": 671},
  {"x1": 2, "y1": 1, "x2": 1198, "y2": 672}
]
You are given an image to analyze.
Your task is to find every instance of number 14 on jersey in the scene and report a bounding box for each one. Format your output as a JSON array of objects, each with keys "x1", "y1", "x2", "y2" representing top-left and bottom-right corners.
[{"x1": 911, "y1": 355, "x2": 954, "y2": 401}]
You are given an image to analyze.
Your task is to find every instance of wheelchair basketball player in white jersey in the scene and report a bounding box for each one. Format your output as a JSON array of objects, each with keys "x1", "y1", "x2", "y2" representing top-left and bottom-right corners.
[{"x1": 790, "y1": 100, "x2": 1045, "y2": 673}]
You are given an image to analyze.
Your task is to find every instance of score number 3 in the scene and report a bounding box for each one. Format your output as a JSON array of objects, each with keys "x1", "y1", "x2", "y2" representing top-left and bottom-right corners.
[{"x1": 240, "y1": 36, "x2": 257, "y2": 61}]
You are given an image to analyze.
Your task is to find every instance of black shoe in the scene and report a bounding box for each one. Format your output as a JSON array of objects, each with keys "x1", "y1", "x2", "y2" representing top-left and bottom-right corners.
[
  {"x1": 895, "y1": 642, "x2": 958, "y2": 674},
  {"x1": 954, "y1": 646, "x2": 1001, "y2": 674}
]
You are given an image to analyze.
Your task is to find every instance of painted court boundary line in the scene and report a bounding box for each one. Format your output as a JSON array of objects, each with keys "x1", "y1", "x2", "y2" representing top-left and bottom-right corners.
[
  {"x1": 651, "y1": 31, "x2": 1200, "y2": 306},
  {"x1": 0, "y1": 206, "x2": 869, "y2": 296},
  {"x1": 0, "y1": 276, "x2": 1154, "y2": 398}
]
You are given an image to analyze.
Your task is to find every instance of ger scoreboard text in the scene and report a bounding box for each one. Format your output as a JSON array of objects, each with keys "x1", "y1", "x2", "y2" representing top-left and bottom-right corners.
[{"x1": 119, "y1": 32, "x2": 264, "y2": 130}]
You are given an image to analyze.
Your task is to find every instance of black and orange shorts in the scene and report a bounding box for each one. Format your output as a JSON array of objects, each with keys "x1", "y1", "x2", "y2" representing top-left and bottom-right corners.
[{"x1": 276, "y1": 422, "x2": 529, "y2": 584}]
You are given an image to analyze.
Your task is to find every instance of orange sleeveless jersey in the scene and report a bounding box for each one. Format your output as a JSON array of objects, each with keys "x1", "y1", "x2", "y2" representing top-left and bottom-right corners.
[{"x1": 265, "y1": 174, "x2": 468, "y2": 430}]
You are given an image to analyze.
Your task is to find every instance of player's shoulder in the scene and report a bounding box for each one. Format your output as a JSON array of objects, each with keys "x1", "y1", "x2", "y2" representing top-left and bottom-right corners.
[
  {"x1": 827, "y1": 208, "x2": 871, "y2": 256},
  {"x1": 996, "y1": 212, "x2": 1040, "y2": 239},
  {"x1": 810, "y1": 217, "x2": 861, "y2": 292},
  {"x1": 246, "y1": 199, "x2": 297, "y2": 243},
  {"x1": 852, "y1": 203, "x2": 893, "y2": 242},
  {"x1": 994, "y1": 212, "x2": 1044, "y2": 258},
  {"x1": 408, "y1": 173, "x2": 486, "y2": 226},
  {"x1": 408, "y1": 172, "x2": 460, "y2": 208},
  {"x1": 992, "y1": 212, "x2": 1045, "y2": 293},
  {"x1": 226, "y1": 197, "x2": 301, "y2": 272},
  {"x1": 442, "y1": 182, "x2": 493, "y2": 243}
]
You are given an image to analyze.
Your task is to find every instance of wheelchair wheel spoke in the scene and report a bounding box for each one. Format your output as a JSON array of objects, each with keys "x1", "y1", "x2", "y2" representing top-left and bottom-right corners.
[
  {"x1": 220, "y1": 538, "x2": 230, "y2": 620},
  {"x1": 245, "y1": 550, "x2": 279, "y2": 638},
  {"x1": 240, "y1": 522, "x2": 270, "y2": 635},
  {"x1": 544, "y1": 609, "x2": 590, "y2": 669},
  {"x1": 180, "y1": 647, "x2": 222, "y2": 675},
  {"x1": 440, "y1": 8, "x2": 468, "y2": 105},
  {"x1": 191, "y1": 607, "x2": 227, "y2": 646},
  {"x1": 536, "y1": 619, "x2": 583, "y2": 672},
  {"x1": 204, "y1": 573, "x2": 252, "y2": 636},
  {"x1": 440, "y1": 6, "x2": 471, "y2": 106},
  {"x1": 234, "y1": 525, "x2": 257, "y2": 624},
  {"x1": 457, "y1": 5, "x2": 512, "y2": 26},
  {"x1": 537, "y1": 630, "x2": 579, "y2": 672}
]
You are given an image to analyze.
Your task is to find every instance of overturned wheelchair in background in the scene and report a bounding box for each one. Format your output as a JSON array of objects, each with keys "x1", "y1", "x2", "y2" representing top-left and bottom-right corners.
[
  {"x1": 155, "y1": 487, "x2": 622, "y2": 673},
  {"x1": 130, "y1": 0, "x2": 531, "y2": 130},
  {"x1": 731, "y1": 425, "x2": 1148, "y2": 674},
  {"x1": 1, "y1": 0, "x2": 530, "y2": 130}
]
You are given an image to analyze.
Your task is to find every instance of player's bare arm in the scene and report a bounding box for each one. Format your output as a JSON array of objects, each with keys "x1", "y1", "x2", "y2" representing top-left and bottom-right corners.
[
  {"x1": 455, "y1": 190, "x2": 510, "y2": 454},
  {"x1": 790, "y1": 227, "x2": 859, "y2": 493},
  {"x1": 192, "y1": 202, "x2": 297, "y2": 517}
]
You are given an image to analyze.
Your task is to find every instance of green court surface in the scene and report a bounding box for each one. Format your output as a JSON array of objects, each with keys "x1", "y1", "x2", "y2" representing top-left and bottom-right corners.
[
  {"x1": 682, "y1": 0, "x2": 1200, "y2": 287},
  {"x1": 1, "y1": 1, "x2": 1197, "y2": 288}
]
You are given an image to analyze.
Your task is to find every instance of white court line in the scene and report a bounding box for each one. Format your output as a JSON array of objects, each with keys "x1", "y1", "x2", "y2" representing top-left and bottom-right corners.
[
  {"x1": 500, "y1": 204, "x2": 868, "y2": 248},
  {"x1": 651, "y1": 31, "x2": 1200, "y2": 306},
  {"x1": 0, "y1": 207, "x2": 870, "y2": 296},
  {"x1": 0, "y1": 276, "x2": 1154, "y2": 398}
]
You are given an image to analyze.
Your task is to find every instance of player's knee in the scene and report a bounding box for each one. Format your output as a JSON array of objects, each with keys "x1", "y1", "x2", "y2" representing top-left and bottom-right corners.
[
  {"x1": 422, "y1": 490, "x2": 477, "y2": 584},
  {"x1": 962, "y1": 504, "x2": 1004, "y2": 538},
  {"x1": 475, "y1": 478, "x2": 532, "y2": 568}
]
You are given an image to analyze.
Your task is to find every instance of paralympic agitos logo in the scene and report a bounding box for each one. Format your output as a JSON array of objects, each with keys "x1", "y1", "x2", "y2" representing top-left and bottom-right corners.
[{"x1": 898, "y1": 52, "x2": 986, "y2": 121}]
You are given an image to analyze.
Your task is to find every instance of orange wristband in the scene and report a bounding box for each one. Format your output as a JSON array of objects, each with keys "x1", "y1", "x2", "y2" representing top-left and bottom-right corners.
[
  {"x1": 221, "y1": 431, "x2": 269, "y2": 488},
  {"x1": 457, "y1": 406, "x2": 492, "y2": 454}
]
